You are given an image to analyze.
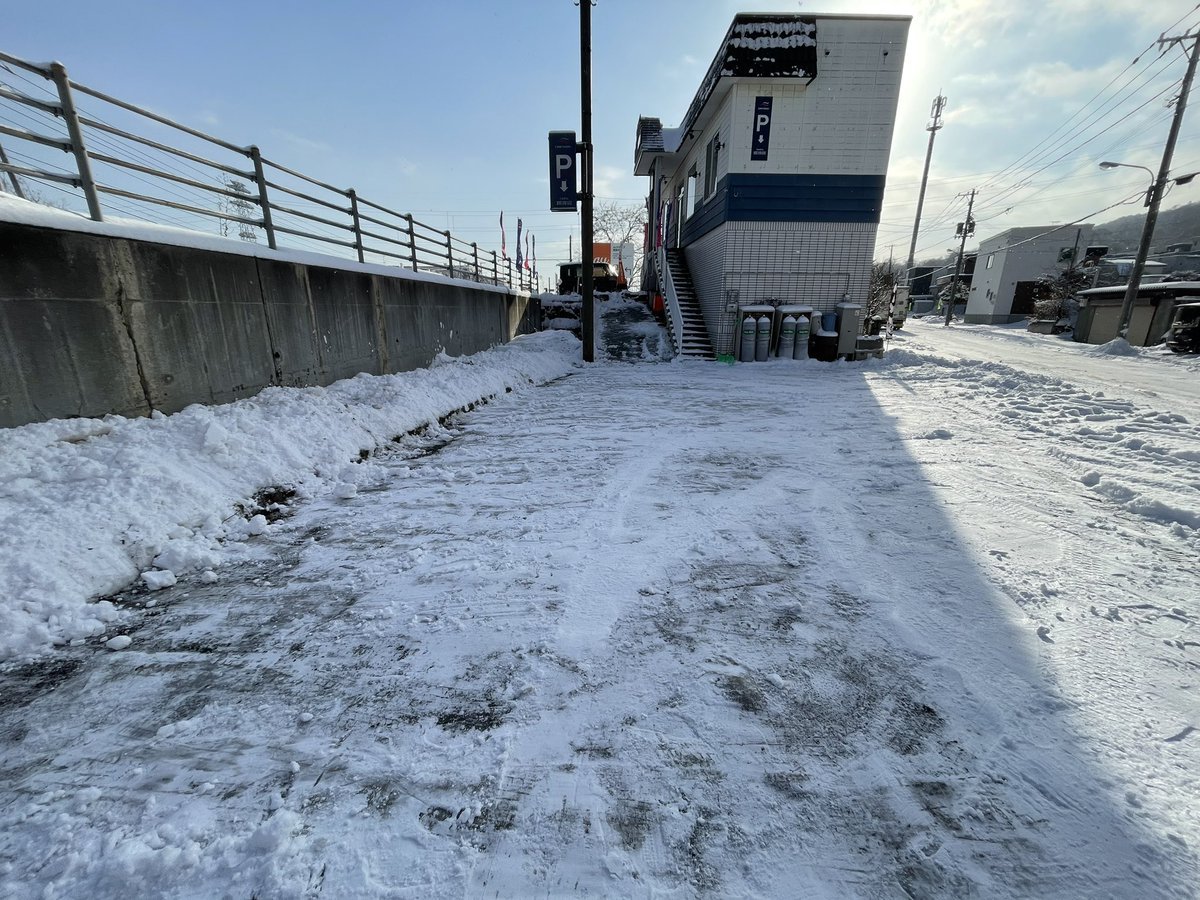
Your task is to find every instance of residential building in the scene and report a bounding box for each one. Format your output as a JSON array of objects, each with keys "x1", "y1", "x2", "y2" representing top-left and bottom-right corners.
[
  {"x1": 634, "y1": 12, "x2": 910, "y2": 357},
  {"x1": 965, "y1": 225, "x2": 1096, "y2": 324}
]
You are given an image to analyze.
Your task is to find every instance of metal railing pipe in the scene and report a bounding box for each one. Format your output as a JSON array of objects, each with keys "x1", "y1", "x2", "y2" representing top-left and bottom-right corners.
[
  {"x1": 0, "y1": 124, "x2": 70, "y2": 152},
  {"x1": 96, "y1": 184, "x2": 259, "y2": 226},
  {"x1": 269, "y1": 223, "x2": 357, "y2": 250},
  {"x1": 248, "y1": 145, "x2": 276, "y2": 249},
  {"x1": 0, "y1": 51, "x2": 52, "y2": 76},
  {"x1": 258, "y1": 156, "x2": 347, "y2": 195},
  {"x1": 406, "y1": 214, "x2": 418, "y2": 270},
  {"x1": 356, "y1": 226, "x2": 414, "y2": 249},
  {"x1": 262, "y1": 179, "x2": 350, "y2": 214},
  {"x1": 78, "y1": 117, "x2": 254, "y2": 180},
  {"x1": 348, "y1": 189, "x2": 364, "y2": 263},
  {"x1": 49, "y1": 62, "x2": 101, "y2": 220},
  {"x1": 268, "y1": 201, "x2": 353, "y2": 233},
  {"x1": 0, "y1": 162, "x2": 79, "y2": 187},
  {"x1": 70, "y1": 80, "x2": 246, "y2": 155},
  {"x1": 0, "y1": 87, "x2": 61, "y2": 116},
  {"x1": 87, "y1": 152, "x2": 255, "y2": 201}
]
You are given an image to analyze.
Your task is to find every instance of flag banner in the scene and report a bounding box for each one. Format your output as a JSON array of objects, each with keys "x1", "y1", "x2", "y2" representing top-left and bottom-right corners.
[{"x1": 500, "y1": 212, "x2": 507, "y2": 259}]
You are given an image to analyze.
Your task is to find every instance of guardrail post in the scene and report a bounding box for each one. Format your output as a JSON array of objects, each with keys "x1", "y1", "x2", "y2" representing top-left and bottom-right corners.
[
  {"x1": 247, "y1": 146, "x2": 276, "y2": 249},
  {"x1": 347, "y1": 189, "x2": 365, "y2": 263},
  {"x1": 49, "y1": 62, "x2": 102, "y2": 221},
  {"x1": 406, "y1": 214, "x2": 418, "y2": 271},
  {"x1": 472, "y1": 242, "x2": 479, "y2": 281},
  {"x1": 445, "y1": 231, "x2": 454, "y2": 279},
  {"x1": 0, "y1": 144, "x2": 26, "y2": 198}
]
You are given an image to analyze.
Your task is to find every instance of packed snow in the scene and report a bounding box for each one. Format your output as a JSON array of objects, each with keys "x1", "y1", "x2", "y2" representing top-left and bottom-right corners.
[
  {"x1": 0, "y1": 333, "x2": 581, "y2": 660},
  {"x1": 0, "y1": 308, "x2": 1197, "y2": 898}
]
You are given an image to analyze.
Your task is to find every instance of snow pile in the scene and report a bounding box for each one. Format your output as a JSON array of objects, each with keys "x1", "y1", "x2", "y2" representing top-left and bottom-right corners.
[{"x1": 0, "y1": 332, "x2": 580, "y2": 661}]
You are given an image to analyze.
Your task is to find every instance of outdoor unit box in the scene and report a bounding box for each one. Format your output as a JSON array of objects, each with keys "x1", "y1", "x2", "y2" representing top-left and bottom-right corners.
[{"x1": 836, "y1": 303, "x2": 862, "y2": 357}]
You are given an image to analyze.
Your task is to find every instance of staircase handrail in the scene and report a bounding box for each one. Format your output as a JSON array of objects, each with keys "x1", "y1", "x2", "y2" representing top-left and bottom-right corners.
[{"x1": 657, "y1": 244, "x2": 686, "y2": 356}]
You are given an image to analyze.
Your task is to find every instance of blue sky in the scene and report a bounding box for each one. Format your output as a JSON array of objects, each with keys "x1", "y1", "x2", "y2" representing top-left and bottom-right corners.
[{"x1": 5, "y1": 0, "x2": 1200, "y2": 272}]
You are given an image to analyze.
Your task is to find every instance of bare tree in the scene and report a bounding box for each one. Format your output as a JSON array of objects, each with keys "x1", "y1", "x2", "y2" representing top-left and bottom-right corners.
[
  {"x1": 867, "y1": 261, "x2": 897, "y2": 319},
  {"x1": 593, "y1": 200, "x2": 647, "y2": 287},
  {"x1": 1030, "y1": 267, "x2": 1090, "y2": 322}
]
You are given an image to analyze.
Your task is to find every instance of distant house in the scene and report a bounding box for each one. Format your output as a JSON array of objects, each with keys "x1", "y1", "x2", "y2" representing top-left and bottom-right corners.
[
  {"x1": 633, "y1": 12, "x2": 910, "y2": 358},
  {"x1": 1081, "y1": 257, "x2": 1168, "y2": 290},
  {"x1": 1075, "y1": 281, "x2": 1200, "y2": 346},
  {"x1": 966, "y1": 225, "x2": 1096, "y2": 324}
]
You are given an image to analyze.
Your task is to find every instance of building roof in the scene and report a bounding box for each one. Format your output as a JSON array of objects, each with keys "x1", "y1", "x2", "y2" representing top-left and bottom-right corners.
[
  {"x1": 635, "y1": 13, "x2": 820, "y2": 176},
  {"x1": 978, "y1": 224, "x2": 1095, "y2": 250},
  {"x1": 1079, "y1": 279, "x2": 1200, "y2": 296}
]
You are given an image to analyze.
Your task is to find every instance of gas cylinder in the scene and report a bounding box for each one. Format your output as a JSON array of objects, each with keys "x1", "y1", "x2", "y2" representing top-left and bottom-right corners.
[
  {"x1": 755, "y1": 315, "x2": 771, "y2": 362},
  {"x1": 794, "y1": 315, "x2": 811, "y2": 360},
  {"x1": 740, "y1": 314, "x2": 757, "y2": 361},
  {"x1": 778, "y1": 315, "x2": 797, "y2": 359}
]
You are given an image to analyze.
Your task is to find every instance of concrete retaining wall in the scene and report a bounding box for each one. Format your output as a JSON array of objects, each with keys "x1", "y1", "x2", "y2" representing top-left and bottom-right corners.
[{"x1": 0, "y1": 221, "x2": 535, "y2": 428}]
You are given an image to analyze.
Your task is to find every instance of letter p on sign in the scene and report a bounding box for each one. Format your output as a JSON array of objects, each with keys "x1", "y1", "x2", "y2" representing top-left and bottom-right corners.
[{"x1": 548, "y1": 131, "x2": 578, "y2": 212}]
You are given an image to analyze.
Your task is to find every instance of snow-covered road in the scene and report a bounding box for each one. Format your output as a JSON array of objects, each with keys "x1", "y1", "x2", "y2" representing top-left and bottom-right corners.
[
  {"x1": 1, "y1": 312, "x2": 1197, "y2": 898},
  {"x1": 901, "y1": 317, "x2": 1200, "y2": 420}
]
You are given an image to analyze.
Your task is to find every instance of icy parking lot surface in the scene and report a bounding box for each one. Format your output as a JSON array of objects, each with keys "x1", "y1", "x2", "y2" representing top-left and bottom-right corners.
[{"x1": 1, "y1": 319, "x2": 1197, "y2": 897}]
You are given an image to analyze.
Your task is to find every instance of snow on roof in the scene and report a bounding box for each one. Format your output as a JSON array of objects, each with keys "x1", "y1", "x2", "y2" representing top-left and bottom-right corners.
[
  {"x1": 681, "y1": 14, "x2": 819, "y2": 140},
  {"x1": 1079, "y1": 280, "x2": 1200, "y2": 296},
  {"x1": 635, "y1": 117, "x2": 663, "y2": 154},
  {"x1": 636, "y1": 13, "x2": 820, "y2": 173},
  {"x1": 661, "y1": 127, "x2": 684, "y2": 154}
]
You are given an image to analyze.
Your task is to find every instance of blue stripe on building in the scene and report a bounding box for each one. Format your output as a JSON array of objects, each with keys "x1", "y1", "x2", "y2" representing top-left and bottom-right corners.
[{"x1": 681, "y1": 174, "x2": 885, "y2": 245}]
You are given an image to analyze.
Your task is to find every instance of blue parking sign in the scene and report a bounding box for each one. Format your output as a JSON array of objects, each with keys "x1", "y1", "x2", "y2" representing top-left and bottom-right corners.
[
  {"x1": 549, "y1": 131, "x2": 578, "y2": 212},
  {"x1": 752, "y1": 96, "x2": 772, "y2": 161}
]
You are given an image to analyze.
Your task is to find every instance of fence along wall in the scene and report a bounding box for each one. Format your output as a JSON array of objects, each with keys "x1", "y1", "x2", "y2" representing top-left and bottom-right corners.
[{"x1": 0, "y1": 219, "x2": 536, "y2": 429}]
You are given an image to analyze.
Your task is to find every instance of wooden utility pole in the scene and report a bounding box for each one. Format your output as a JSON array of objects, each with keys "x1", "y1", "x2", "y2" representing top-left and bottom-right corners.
[
  {"x1": 1117, "y1": 32, "x2": 1200, "y2": 341},
  {"x1": 944, "y1": 189, "x2": 976, "y2": 327},
  {"x1": 906, "y1": 95, "x2": 946, "y2": 283}
]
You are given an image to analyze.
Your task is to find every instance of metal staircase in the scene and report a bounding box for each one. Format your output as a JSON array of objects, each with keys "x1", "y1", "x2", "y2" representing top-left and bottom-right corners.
[{"x1": 658, "y1": 247, "x2": 715, "y2": 359}]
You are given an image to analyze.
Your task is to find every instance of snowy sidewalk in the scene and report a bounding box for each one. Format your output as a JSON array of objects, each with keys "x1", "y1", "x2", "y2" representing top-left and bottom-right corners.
[{"x1": 1, "y1": 327, "x2": 1197, "y2": 897}]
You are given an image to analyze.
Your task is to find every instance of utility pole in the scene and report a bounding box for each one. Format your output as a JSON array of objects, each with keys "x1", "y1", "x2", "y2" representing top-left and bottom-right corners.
[
  {"x1": 1118, "y1": 32, "x2": 1200, "y2": 341},
  {"x1": 943, "y1": 188, "x2": 976, "y2": 327},
  {"x1": 579, "y1": 0, "x2": 595, "y2": 362},
  {"x1": 905, "y1": 95, "x2": 946, "y2": 283}
]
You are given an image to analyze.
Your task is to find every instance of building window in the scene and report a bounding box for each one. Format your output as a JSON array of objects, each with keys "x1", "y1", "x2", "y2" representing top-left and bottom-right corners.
[{"x1": 704, "y1": 134, "x2": 720, "y2": 197}]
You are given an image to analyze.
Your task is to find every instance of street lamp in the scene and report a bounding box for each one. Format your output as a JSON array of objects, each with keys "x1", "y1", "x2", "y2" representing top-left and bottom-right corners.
[
  {"x1": 1100, "y1": 160, "x2": 1200, "y2": 340},
  {"x1": 1098, "y1": 161, "x2": 1155, "y2": 204}
]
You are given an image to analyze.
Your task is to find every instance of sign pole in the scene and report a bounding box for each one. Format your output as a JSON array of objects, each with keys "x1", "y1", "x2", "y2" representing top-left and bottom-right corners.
[{"x1": 580, "y1": 0, "x2": 595, "y2": 362}]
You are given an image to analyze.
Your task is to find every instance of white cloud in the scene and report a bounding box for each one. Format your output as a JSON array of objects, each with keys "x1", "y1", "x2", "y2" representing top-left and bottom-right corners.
[{"x1": 270, "y1": 129, "x2": 331, "y2": 154}]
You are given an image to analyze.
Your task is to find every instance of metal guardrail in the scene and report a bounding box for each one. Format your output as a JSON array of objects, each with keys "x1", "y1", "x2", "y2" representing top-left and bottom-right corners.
[
  {"x1": 0, "y1": 51, "x2": 537, "y2": 291},
  {"x1": 657, "y1": 244, "x2": 686, "y2": 357}
]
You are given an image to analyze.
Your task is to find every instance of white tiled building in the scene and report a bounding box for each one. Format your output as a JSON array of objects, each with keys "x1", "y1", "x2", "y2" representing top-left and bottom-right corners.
[{"x1": 634, "y1": 13, "x2": 910, "y2": 356}]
